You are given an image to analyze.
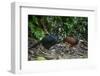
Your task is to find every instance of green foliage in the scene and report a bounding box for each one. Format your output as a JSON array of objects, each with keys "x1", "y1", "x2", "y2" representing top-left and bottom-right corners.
[
  {"x1": 36, "y1": 56, "x2": 46, "y2": 60},
  {"x1": 28, "y1": 16, "x2": 45, "y2": 40},
  {"x1": 28, "y1": 15, "x2": 88, "y2": 41},
  {"x1": 63, "y1": 17, "x2": 88, "y2": 40}
]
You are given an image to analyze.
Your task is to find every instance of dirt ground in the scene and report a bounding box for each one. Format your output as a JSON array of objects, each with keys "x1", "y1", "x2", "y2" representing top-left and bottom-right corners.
[{"x1": 28, "y1": 38, "x2": 88, "y2": 61}]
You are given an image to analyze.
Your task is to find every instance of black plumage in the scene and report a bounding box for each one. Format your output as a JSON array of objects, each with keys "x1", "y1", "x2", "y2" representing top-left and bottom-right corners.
[
  {"x1": 29, "y1": 34, "x2": 59, "y2": 49},
  {"x1": 41, "y1": 34, "x2": 59, "y2": 49}
]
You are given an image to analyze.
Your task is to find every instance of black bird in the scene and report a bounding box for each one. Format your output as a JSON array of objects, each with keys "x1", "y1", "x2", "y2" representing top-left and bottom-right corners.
[{"x1": 29, "y1": 34, "x2": 59, "y2": 49}]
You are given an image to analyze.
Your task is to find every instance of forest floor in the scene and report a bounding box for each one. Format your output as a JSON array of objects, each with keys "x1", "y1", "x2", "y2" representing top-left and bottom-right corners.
[{"x1": 28, "y1": 38, "x2": 88, "y2": 61}]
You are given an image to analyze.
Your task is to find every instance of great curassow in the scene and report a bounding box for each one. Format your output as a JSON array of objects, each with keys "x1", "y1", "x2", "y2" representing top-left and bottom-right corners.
[
  {"x1": 29, "y1": 16, "x2": 65, "y2": 50},
  {"x1": 29, "y1": 34, "x2": 59, "y2": 49},
  {"x1": 63, "y1": 36, "x2": 79, "y2": 47}
]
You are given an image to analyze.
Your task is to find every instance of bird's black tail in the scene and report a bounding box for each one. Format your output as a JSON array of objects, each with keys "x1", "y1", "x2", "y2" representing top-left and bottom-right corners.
[{"x1": 28, "y1": 41, "x2": 41, "y2": 49}]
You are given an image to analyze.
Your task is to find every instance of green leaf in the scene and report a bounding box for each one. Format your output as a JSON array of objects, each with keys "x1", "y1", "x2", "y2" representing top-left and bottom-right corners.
[{"x1": 36, "y1": 56, "x2": 46, "y2": 60}]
